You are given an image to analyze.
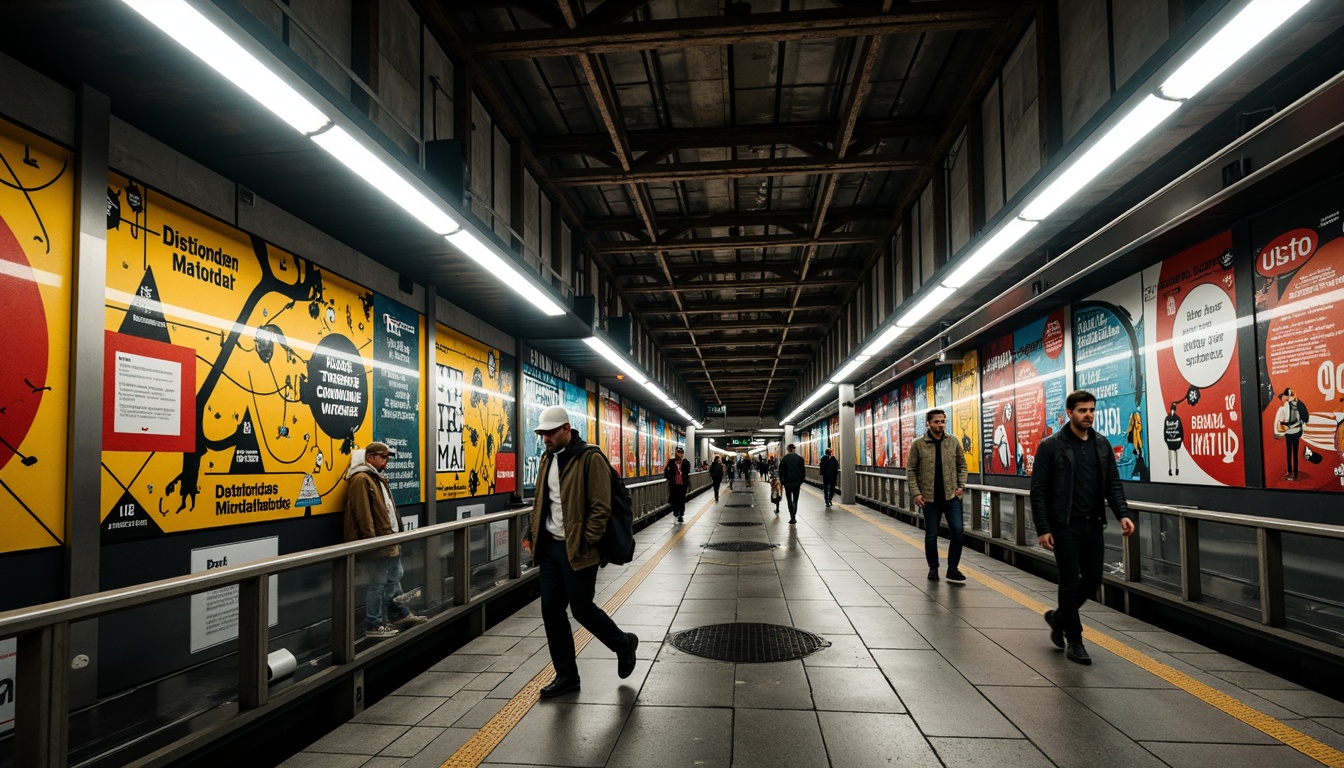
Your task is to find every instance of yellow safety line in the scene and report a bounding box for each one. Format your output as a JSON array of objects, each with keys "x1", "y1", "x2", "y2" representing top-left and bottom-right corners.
[
  {"x1": 440, "y1": 498, "x2": 714, "y2": 768},
  {"x1": 840, "y1": 502, "x2": 1344, "y2": 768}
]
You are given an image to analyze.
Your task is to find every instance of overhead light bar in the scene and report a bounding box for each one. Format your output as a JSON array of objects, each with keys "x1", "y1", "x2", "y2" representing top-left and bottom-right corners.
[
  {"x1": 860, "y1": 324, "x2": 907, "y2": 358},
  {"x1": 783, "y1": 382, "x2": 835, "y2": 424},
  {"x1": 897, "y1": 285, "x2": 955, "y2": 328},
  {"x1": 644, "y1": 382, "x2": 668, "y2": 400},
  {"x1": 829, "y1": 354, "x2": 871, "y2": 384},
  {"x1": 584, "y1": 337, "x2": 648, "y2": 385},
  {"x1": 941, "y1": 217, "x2": 1039, "y2": 289},
  {"x1": 120, "y1": 0, "x2": 329, "y2": 134},
  {"x1": 1160, "y1": 0, "x2": 1314, "y2": 100},
  {"x1": 447, "y1": 231, "x2": 566, "y2": 316},
  {"x1": 312, "y1": 127, "x2": 461, "y2": 235}
]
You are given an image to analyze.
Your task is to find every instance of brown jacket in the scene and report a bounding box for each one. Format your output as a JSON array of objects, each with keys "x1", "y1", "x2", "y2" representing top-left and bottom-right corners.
[
  {"x1": 906, "y1": 431, "x2": 968, "y2": 503},
  {"x1": 529, "y1": 437, "x2": 612, "y2": 570},
  {"x1": 344, "y1": 463, "x2": 400, "y2": 558}
]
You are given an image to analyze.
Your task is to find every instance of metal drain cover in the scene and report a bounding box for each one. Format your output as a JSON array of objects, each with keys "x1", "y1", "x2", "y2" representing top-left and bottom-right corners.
[
  {"x1": 719, "y1": 521, "x2": 763, "y2": 527},
  {"x1": 669, "y1": 622, "x2": 830, "y2": 662},
  {"x1": 703, "y1": 541, "x2": 775, "y2": 552}
]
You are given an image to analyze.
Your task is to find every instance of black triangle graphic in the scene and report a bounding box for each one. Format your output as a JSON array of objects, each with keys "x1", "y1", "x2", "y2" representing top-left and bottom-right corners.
[
  {"x1": 230, "y1": 408, "x2": 264, "y2": 474},
  {"x1": 118, "y1": 266, "x2": 172, "y2": 343},
  {"x1": 101, "y1": 489, "x2": 164, "y2": 543}
]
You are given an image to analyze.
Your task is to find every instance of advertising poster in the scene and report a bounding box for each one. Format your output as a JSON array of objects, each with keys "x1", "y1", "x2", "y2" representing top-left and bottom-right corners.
[
  {"x1": 899, "y1": 381, "x2": 916, "y2": 464},
  {"x1": 1012, "y1": 310, "x2": 1069, "y2": 476},
  {"x1": 856, "y1": 401, "x2": 870, "y2": 465},
  {"x1": 0, "y1": 117, "x2": 73, "y2": 554},
  {"x1": 0, "y1": 637, "x2": 13, "y2": 734},
  {"x1": 934, "y1": 367, "x2": 953, "y2": 415},
  {"x1": 914, "y1": 373, "x2": 932, "y2": 437},
  {"x1": 599, "y1": 387, "x2": 622, "y2": 475},
  {"x1": 1253, "y1": 185, "x2": 1344, "y2": 492},
  {"x1": 622, "y1": 402, "x2": 638, "y2": 477},
  {"x1": 887, "y1": 387, "x2": 902, "y2": 468},
  {"x1": 873, "y1": 393, "x2": 891, "y2": 467},
  {"x1": 587, "y1": 390, "x2": 599, "y2": 446},
  {"x1": 652, "y1": 416, "x2": 666, "y2": 471},
  {"x1": 981, "y1": 334, "x2": 1017, "y2": 474},
  {"x1": 102, "y1": 173, "x2": 380, "y2": 542},
  {"x1": 951, "y1": 351, "x2": 982, "y2": 473},
  {"x1": 1143, "y1": 231, "x2": 1246, "y2": 486},
  {"x1": 639, "y1": 408, "x2": 651, "y2": 476},
  {"x1": 435, "y1": 326, "x2": 514, "y2": 500},
  {"x1": 1075, "y1": 276, "x2": 1150, "y2": 482},
  {"x1": 373, "y1": 296, "x2": 421, "y2": 505},
  {"x1": 521, "y1": 362, "x2": 575, "y2": 491}
]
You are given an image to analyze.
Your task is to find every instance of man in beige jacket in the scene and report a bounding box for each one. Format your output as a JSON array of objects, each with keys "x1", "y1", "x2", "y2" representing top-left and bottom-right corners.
[
  {"x1": 345, "y1": 441, "x2": 427, "y2": 638},
  {"x1": 527, "y1": 406, "x2": 638, "y2": 699},
  {"x1": 906, "y1": 409, "x2": 968, "y2": 582}
]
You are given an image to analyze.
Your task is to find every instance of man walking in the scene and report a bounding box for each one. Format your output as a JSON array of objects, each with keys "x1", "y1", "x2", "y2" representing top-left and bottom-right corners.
[
  {"x1": 527, "y1": 406, "x2": 639, "y2": 698},
  {"x1": 344, "y1": 441, "x2": 427, "y2": 639},
  {"x1": 906, "y1": 410, "x2": 968, "y2": 582},
  {"x1": 665, "y1": 446, "x2": 691, "y2": 521},
  {"x1": 1030, "y1": 391, "x2": 1136, "y2": 665},
  {"x1": 819, "y1": 448, "x2": 840, "y2": 506},
  {"x1": 709, "y1": 456, "x2": 724, "y2": 501},
  {"x1": 778, "y1": 443, "x2": 806, "y2": 524}
]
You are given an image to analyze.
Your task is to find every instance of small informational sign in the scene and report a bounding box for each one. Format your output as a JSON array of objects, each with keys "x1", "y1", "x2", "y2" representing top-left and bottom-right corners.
[
  {"x1": 102, "y1": 331, "x2": 195, "y2": 453},
  {"x1": 488, "y1": 520, "x2": 509, "y2": 561},
  {"x1": 706, "y1": 404, "x2": 727, "y2": 418},
  {"x1": 189, "y1": 537, "x2": 279, "y2": 653},
  {"x1": 0, "y1": 637, "x2": 14, "y2": 735}
]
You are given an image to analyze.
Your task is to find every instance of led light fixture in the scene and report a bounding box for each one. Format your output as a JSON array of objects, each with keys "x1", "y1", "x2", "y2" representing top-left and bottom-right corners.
[
  {"x1": 584, "y1": 337, "x2": 648, "y2": 384},
  {"x1": 897, "y1": 285, "x2": 955, "y2": 328},
  {"x1": 312, "y1": 127, "x2": 461, "y2": 235},
  {"x1": 1160, "y1": 0, "x2": 1314, "y2": 101},
  {"x1": 120, "y1": 0, "x2": 329, "y2": 134},
  {"x1": 447, "y1": 231, "x2": 566, "y2": 316},
  {"x1": 942, "y1": 217, "x2": 1039, "y2": 289},
  {"x1": 829, "y1": 355, "x2": 871, "y2": 384},
  {"x1": 644, "y1": 382, "x2": 669, "y2": 400},
  {"x1": 860, "y1": 324, "x2": 907, "y2": 358}
]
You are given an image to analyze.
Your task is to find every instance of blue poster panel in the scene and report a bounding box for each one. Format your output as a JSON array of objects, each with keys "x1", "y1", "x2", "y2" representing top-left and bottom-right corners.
[
  {"x1": 1074, "y1": 276, "x2": 1150, "y2": 482},
  {"x1": 372, "y1": 295, "x2": 422, "y2": 505}
]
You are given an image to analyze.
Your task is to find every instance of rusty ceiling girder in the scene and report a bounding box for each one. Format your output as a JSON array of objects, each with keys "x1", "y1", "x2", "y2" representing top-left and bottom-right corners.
[
  {"x1": 550, "y1": 154, "x2": 925, "y2": 185},
  {"x1": 613, "y1": 257, "x2": 866, "y2": 282},
  {"x1": 659, "y1": 335, "x2": 820, "y2": 349},
  {"x1": 592, "y1": 231, "x2": 882, "y2": 254},
  {"x1": 584, "y1": 207, "x2": 891, "y2": 235},
  {"x1": 468, "y1": 1, "x2": 1021, "y2": 59},
  {"x1": 620, "y1": 275, "x2": 855, "y2": 294},
  {"x1": 638, "y1": 297, "x2": 836, "y2": 316}
]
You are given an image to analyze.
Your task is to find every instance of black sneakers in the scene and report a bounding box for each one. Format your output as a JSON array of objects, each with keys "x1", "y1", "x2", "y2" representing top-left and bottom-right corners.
[
  {"x1": 618, "y1": 633, "x2": 639, "y2": 679},
  {"x1": 1066, "y1": 642, "x2": 1092, "y2": 665},
  {"x1": 927, "y1": 567, "x2": 939, "y2": 581},
  {"x1": 1044, "y1": 610, "x2": 1065, "y2": 649},
  {"x1": 540, "y1": 676, "x2": 581, "y2": 698},
  {"x1": 945, "y1": 569, "x2": 966, "y2": 582}
]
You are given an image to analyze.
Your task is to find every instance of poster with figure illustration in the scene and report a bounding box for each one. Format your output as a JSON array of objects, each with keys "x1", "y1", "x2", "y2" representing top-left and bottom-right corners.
[
  {"x1": 1075, "y1": 276, "x2": 1150, "y2": 482},
  {"x1": 599, "y1": 387, "x2": 622, "y2": 475},
  {"x1": 639, "y1": 408, "x2": 652, "y2": 476},
  {"x1": 102, "y1": 172, "x2": 390, "y2": 542},
  {"x1": 521, "y1": 350, "x2": 584, "y2": 491},
  {"x1": 1013, "y1": 310, "x2": 1069, "y2": 476},
  {"x1": 1143, "y1": 231, "x2": 1246, "y2": 486},
  {"x1": 1252, "y1": 182, "x2": 1344, "y2": 492},
  {"x1": 951, "y1": 351, "x2": 981, "y2": 474},
  {"x1": 914, "y1": 373, "x2": 932, "y2": 439},
  {"x1": 622, "y1": 401, "x2": 638, "y2": 477},
  {"x1": 0, "y1": 117, "x2": 73, "y2": 554},
  {"x1": 981, "y1": 334, "x2": 1017, "y2": 474},
  {"x1": 856, "y1": 401, "x2": 871, "y2": 465},
  {"x1": 872, "y1": 391, "x2": 891, "y2": 467},
  {"x1": 899, "y1": 381, "x2": 916, "y2": 464},
  {"x1": 435, "y1": 326, "x2": 514, "y2": 500}
]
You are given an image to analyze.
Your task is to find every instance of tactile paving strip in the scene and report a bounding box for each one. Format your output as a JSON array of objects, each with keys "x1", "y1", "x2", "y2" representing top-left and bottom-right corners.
[
  {"x1": 703, "y1": 541, "x2": 775, "y2": 552},
  {"x1": 668, "y1": 622, "x2": 830, "y2": 663}
]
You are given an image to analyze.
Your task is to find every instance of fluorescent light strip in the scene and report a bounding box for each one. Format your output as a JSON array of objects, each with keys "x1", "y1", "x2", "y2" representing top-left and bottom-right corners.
[
  {"x1": 645, "y1": 383, "x2": 668, "y2": 400},
  {"x1": 1161, "y1": 0, "x2": 1314, "y2": 100},
  {"x1": 829, "y1": 355, "x2": 870, "y2": 384},
  {"x1": 860, "y1": 324, "x2": 907, "y2": 358},
  {"x1": 447, "y1": 231, "x2": 566, "y2": 316},
  {"x1": 312, "y1": 127, "x2": 461, "y2": 235},
  {"x1": 120, "y1": 0, "x2": 329, "y2": 134},
  {"x1": 583, "y1": 337, "x2": 648, "y2": 385},
  {"x1": 897, "y1": 285, "x2": 955, "y2": 328},
  {"x1": 942, "y1": 217, "x2": 1039, "y2": 289}
]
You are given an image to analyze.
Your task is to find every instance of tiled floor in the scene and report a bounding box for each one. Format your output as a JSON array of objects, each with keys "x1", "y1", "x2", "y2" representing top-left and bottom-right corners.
[{"x1": 281, "y1": 482, "x2": 1344, "y2": 768}]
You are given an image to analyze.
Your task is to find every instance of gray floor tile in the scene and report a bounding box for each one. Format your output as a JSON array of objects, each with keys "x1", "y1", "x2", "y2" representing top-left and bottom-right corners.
[
  {"x1": 733, "y1": 660, "x2": 815, "y2": 710},
  {"x1": 431, "y1": 654, "x2": 497, "y2": 673},
  {"x1": 462, "y1": 671, "x2": 510, "y2": 691},
  {"x1": 362, "y1": 758, "x2": 408, "y2": 768},
  {"x1": 1118, "y1": 630, "x2": 1212, "y2": 654},
  {"x1": 394, "y1": 672, "x2": 473, "y2": 698},
  {"x1": 1139, "y1": 742, "x2": 1324, "y2": 768},
  {"x1": 731, "y1": 708, "x2": 827, "y2": 768},
  {"x1": 980, "y1": 628, "x2": 1176, "y2": 689},
  {"x1": 872, "y1": 649, "x2": 1021, "y2": 738},
  {"x1": 486, "y1": 616, "x2": 544, "y2": 636},
  {"x1": 1212, "y1": 669, "x2": 1306, "y2": 690},
  {"x1": 981, "y1": 686, "x2": 1166, "y2": 768},
  {"x1": 306, "y1": 723, "x2": 408, "y2": 756},
  {"x1": 786, "y1": 600, "x2": 855, "y2": 634},
  {"x1": 485, "y1": 703, "x2": 630, "y2": 766},
  {"x1": 1248, "y1": 688, "x2": 1344, "y2": 717},
  {"x1": 567, "y1": 657, "x2": 649, "y2": 706},
  {"x1": 919, "y1": 627, "x2": 1052, "y2": 687},
  {"x1": 417, "y1": 689, "x2": 489, "y2": 727},
  {"x1": 398, "y1": 728, "x2": 477, "y2": 768},
  {"x1": 816, "y1": 711, "x2": 941, "y2": 767},
  {"x1": 277, "y1": 753, "x2": 370, "y2": 768},
  {"x1": 354, "y1": 695, "x2": 447, "y2": 725},
  {"x1": 929, "y1": 737, "x2": 1054, "y2": 768},
  {"x1": 806, "y1": 666, "x2": 905, "y2": 713},
  {"x1": 452, "y1": 696, "x2": 509, "y2": 729},
  {"x1": 842, "y1": 606, "x2": 931, "y2": 649},
  {"x1": 457, "y1": 634, "x2": 524, "y2": 655},
  {"x1": 605, "y1": 706, "x2": 733, "y2": 768},
  {"x1": 802, "y1": 633, "x2": 877, "y2": 668},
  {"x1": 638, "y1": 659, "x2": 736, "y2": 707},
  {"x1": 1063, "y1": 687, "x2": 1277, "y2": 743},
  {"x1": 379, "y1": 726, "x2": 446, "y2": 758}
]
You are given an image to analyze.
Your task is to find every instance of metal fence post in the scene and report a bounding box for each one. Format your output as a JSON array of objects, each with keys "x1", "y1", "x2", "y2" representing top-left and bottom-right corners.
[
  {"x1": 16, "y1": 622, "x2": 69, "y2": 768},
  {"x1": 970, "y1": 488, "x2": 983, "y2": 531},
  {"x1": 238, "y1": 575, "x2": 269, "y2": 710},
  {"x1": 1179, "y1": 516, "x2": 1201, "y2": 601},
  {"x1": 509, "y1": 514, "x2": 523, "y2": 579},
  {"x1": 1257, "y1": 528, "x2": 1286, "y2": 626},
  {"x1": 454, "y1": 526, "x2": 471, "y2": 606},
  {"x1": 1013, "y1": 495, "x2": 1027, "y2": 547},
  {"x1": 332, "y1": 555, "x2": 356, "y2": 664},
  {"x1": 989, "y1": 492, "x2": 1002, "y2": 540}
]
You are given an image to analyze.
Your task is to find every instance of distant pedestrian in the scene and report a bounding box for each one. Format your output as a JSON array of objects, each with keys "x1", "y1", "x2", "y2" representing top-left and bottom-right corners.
[
  {"x1": 709, "y1": 456, "x2": 724, "y2": 501},
  {"x1": 665, "y1": 447, "x2": 691, "y2": 521},
  {"x1": 906, "y1": 410, "x2": 967, "y2": 582},
  {"x1": 819, "y1": 448, "x2": 840, "y2": 506},
  {"x1": 1030, "y1": 391, "x2": 1135, "y2": 666},
  {"x1": 727, "y1": 458, "x2": 736, "y2": 489},
  {"x1": 778, "y1": 443, "x2": 806, "y2": 524}
]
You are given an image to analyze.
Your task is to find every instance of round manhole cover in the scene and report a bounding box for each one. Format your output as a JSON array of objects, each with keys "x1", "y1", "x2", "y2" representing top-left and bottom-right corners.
[
  {"x1": 719, "y1": 521, "x2": 763, "y2": 527},
  {"x1": 704, "y1": 541, "x2": 775, "y2": 552},
  {"x1": 669, "y1": 623, "x2": 830, "y2": 662}
]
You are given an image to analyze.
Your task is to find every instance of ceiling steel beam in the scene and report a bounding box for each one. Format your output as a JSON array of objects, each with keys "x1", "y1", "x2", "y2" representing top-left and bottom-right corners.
[
  {"x1": 621, "y1": 276, "x2": 855, "y2": 294},
  {"x1": 551, "y1": 154, "x2": 924, "y2": 185},
  {"x1": 584, "y1": 207, "x2": 891, "y2": 234},
  {"x1": 593, "y1": 231, "x2": 882, "y2": 254},
  {"x1": 659, "y1": 335, "x2": 820, "y2": 349},
  {"x1": 468, "y1": 2, "x2": 1021, "y2": 59}
]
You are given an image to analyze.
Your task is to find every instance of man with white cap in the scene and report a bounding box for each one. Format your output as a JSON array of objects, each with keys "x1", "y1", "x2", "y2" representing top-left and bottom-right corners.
[{"x1": 527, "y1": 405, "x2": 639, "y2": 698}]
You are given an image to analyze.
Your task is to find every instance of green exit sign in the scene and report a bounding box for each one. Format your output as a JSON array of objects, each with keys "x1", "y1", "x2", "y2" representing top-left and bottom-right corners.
[{"x1": 727, "y1": 437, "x2": 752, "y2": 447}]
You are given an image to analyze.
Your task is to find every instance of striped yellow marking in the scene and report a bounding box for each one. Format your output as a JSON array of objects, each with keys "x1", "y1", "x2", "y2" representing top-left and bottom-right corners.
[
  {"x1": 840, "y1": 502, "x2": 1344, "y2": 768},
  {"x1": 440, "y1": 499, "x2": 713, "y2": 768}
]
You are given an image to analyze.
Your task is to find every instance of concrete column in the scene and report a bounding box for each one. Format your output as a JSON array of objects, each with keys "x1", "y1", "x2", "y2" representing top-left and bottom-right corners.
[
  {"x1": 684, "y1": 424, "x2": 696, "y2": 468},
  {"x1": 783, "y1": 425, "x2": 795, "y2": 450},
  {"x1": 699, "y1": 436, "x2": 710, "y2": 464},
  {"x1": 838, "y1": 385, "x2": 856, "y2": 504}
]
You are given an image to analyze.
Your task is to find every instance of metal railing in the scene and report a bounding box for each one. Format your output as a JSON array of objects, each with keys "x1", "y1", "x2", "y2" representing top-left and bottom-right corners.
[
  {"x1": 0, "y1": 472, "x2": 709, "y2": 768},
  {"x1": 852, "y1": 470, "x2": 1344, "y2": 651}
]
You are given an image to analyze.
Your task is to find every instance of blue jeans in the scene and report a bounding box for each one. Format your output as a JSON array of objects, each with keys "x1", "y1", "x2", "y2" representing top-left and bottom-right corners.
[
  {"x1": 822, "y1": 482, "x2": 836, "y2": 504},
  {"x1": 364, "y1": 555, "x2": 409, "y2": 628},
  {"x1": 923, "y1": 499, "x2": 964, "y2": 570}
]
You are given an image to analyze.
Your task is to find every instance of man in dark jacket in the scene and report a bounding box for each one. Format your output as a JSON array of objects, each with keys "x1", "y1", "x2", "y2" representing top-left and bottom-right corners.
[
  {"x1": 344, "y1": 442, "x2": 427, "y2": 638},
  {"x1": 665, "y1": 446, "x2": 692, "y2": 521},
  {"x1": 709, "y1": 456, "x2": 724, "y2": 501},
  {"x1": 526, "y1": 406, "x2": 638, "y2": 698},
  {"x1": 818, "y1": 448, "x2": 840, "y2": 506},
  {"x1": 1029, "y1": 391, "x2": 1135, "y2": 665},
  {"x1": 777, "y1": 443, "x2": 806, "y2": 524}
]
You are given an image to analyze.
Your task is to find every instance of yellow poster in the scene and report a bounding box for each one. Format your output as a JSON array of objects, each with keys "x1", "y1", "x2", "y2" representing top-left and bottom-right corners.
[
  {"x1": 434, "y1": 325, "x2": 515, "y2": 499},
  {"x1": 101, "y1": 172, "x2": 380, "y2": 540},
  {"x1": 952, "y1": 350, "x2": 982, "y2": 473},
  {"x1": 0, "y1": 117, "x2": 73, "y2": 554}
]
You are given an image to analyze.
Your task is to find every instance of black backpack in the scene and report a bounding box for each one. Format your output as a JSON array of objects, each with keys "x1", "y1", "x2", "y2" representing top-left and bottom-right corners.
[{"x1": 584, "y1": 446, "x2": 634, "y2": 566}]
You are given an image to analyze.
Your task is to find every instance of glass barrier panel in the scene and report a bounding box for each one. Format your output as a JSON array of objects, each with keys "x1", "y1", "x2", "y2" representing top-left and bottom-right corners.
[
  {"x1": 1133, "y1": 510, "x2": 1180, "y2": 593},
  {"x1": 1281, "y1": 533, "x2": 1344, "y2": 648},
  {"x1": 997, "y1": 494, "x2": 1014, "y2": 540},
  {"x1": 469, "y1": 519, "x2": 512, "y2": 599},
  {"x1": 1196, "y1": 521, "x2": 1261, "y2": 621}
]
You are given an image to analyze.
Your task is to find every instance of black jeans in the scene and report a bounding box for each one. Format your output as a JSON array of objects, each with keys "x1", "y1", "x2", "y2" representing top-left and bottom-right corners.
[
  {"x1": 712, "y1": 479, "x2": 722, "y2": 498},
  {"x1": 1052, "y1": 517, "x2": 1105, "y2": 643},
  {"x1": 784, "y1": 486, "x2": 801, "y2": 517},
  {"x1": 668, "y1": 484, "x2": 687, "y2": 517},
  {"x1": 537, "y1": 531, "x2": 628, "y2": 679},
  {"x1": 821, "y1": 481, "x2": 836, "y2": 504},
  {"x1": 1285, "y1": 432, "x2": 1300, "y2": 475}
]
